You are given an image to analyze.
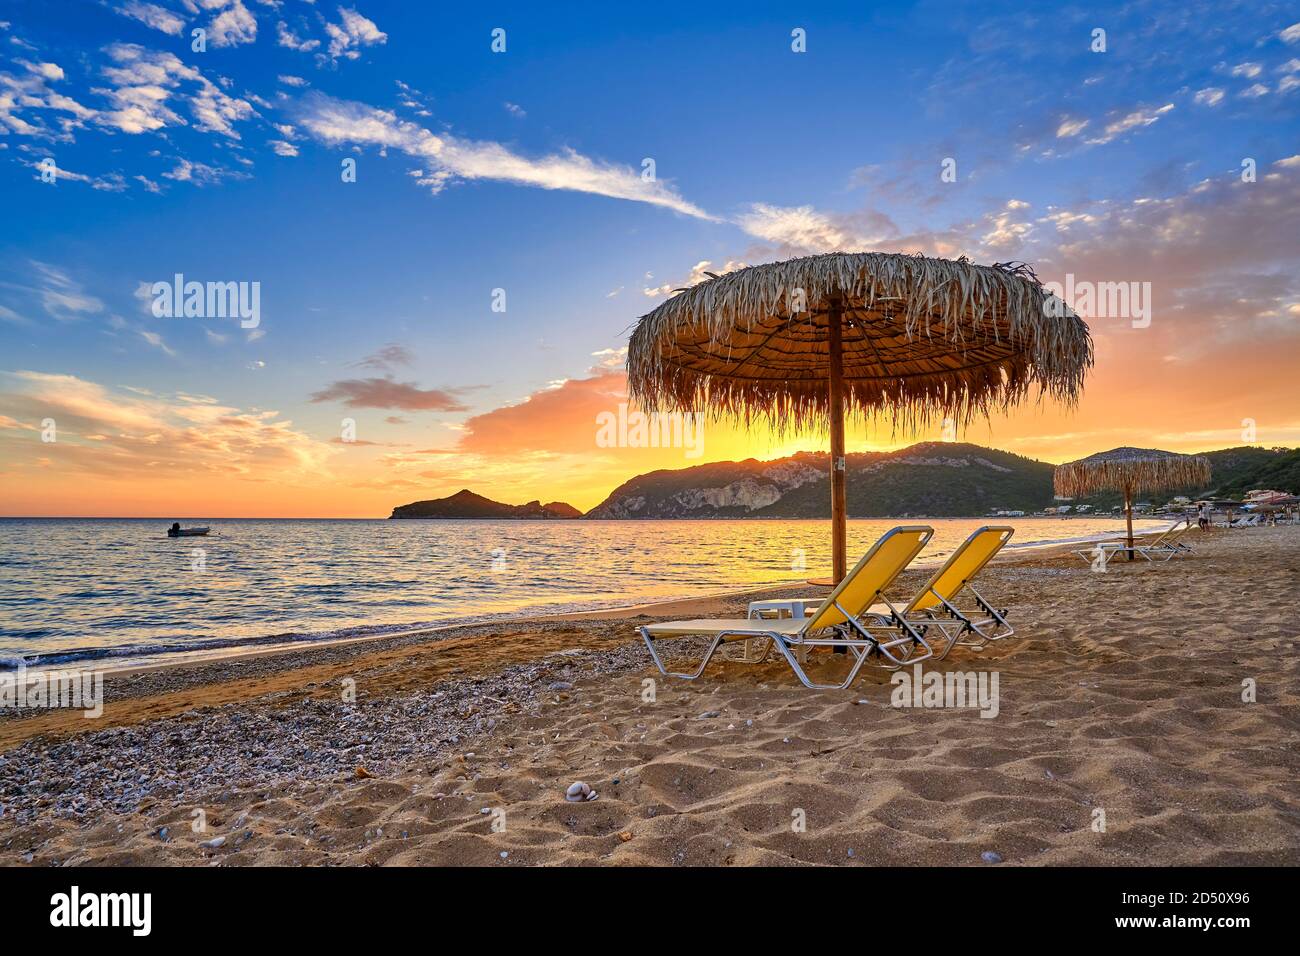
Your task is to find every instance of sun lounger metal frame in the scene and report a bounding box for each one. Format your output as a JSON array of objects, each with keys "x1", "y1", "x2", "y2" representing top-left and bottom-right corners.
[
  {"x1": 1072, "y1": 517, "x2": 1195, "y2": 565},
  {"x1": 638, "y1": 526, "x2": 935, "y2": 690}
]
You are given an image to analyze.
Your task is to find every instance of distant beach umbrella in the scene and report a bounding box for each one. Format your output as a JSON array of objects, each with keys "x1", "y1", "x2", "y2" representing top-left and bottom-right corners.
[
  {"x1": 628, "y1": 252, "x2": 1093, "y2": 582},
  {"x1": 1054, "y1": 447, "x2": 1211, "y2": 560}
]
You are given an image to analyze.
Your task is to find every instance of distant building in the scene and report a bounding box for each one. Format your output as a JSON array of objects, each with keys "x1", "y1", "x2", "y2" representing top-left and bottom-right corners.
[{"x1": 1244, "y1": 489, "x2": 1290, "y2": 504}]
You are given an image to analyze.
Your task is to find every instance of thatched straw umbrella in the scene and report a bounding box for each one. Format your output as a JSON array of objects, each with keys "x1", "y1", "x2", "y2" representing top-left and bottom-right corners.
[
  {"x1": 627, "y1": 252, "x2": 1093, "y2": 582},
  {"x1": 1054, "y1": 447, "x2": 1211, "y2": 560}
]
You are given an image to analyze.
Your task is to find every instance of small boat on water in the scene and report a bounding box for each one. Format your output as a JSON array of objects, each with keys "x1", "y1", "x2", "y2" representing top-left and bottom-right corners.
[{"x1": 167, "y1": 522, "x2": 210, "y2": 537}]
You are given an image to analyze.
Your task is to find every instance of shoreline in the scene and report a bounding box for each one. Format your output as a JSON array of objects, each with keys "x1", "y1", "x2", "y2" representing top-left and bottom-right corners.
[
  {"x1": 6, "y1": 520, "x2": 1173, "y2": 679},
  {"x1": 1, "y1": 524, "x2": 1297, "y2": 865}
]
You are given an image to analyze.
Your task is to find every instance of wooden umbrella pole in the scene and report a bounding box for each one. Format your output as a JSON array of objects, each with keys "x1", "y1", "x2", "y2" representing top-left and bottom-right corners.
[
  {"x1": 828, "y1": 296, "x2": 847, "y2": 583},
  {"x1": 1124, "y1": 483, "x2": 1135, "y2": 561}
]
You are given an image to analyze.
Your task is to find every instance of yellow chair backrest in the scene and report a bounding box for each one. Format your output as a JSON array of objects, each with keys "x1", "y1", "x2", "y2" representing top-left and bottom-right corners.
[
  {"x1": 805, "y1": 526, "x2": 933, "y2": 631},
  {"x1": 907, "y1": 526, "x2": 1012, "y2": 614}
]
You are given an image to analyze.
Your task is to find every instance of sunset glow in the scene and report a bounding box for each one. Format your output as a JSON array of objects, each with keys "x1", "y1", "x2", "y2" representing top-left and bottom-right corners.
[{"x1": 1, "y1": 5, "x2": 1297, "y2": 517}]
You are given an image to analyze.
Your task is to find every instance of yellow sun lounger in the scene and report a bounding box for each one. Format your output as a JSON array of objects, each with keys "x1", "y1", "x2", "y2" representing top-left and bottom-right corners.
[
  {"x1": 638, "y1": 526, "x2": 934, "y2": 690},
  {"x1": 755, "y1": 526, "x2": 1015, "y2": 661},
  {"x1": 862, "y1": 525, "x2": 1015, "y2": 657}
]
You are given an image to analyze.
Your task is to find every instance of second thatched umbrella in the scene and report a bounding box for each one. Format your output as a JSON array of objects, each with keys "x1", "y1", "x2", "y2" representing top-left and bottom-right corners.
[
  {"x1": 627, "y1": 252, "x2": 1093, "y2": 582},
  {"x1": 1054, "y1": 447, "x2": 1211, "y2": 560}
]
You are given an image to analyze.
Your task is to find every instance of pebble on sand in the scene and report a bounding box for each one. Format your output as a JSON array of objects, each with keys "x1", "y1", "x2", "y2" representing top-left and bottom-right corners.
[
  {"x1": 981, "y1": 851, "x2": 1003, "y2": 864},
  {"x1": 565, "y1": 781, "x2": 598, "y2": 802}
]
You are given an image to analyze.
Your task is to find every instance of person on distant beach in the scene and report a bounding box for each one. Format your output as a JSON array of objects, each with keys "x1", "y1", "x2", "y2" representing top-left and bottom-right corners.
[{"x1": 1197, "y1": 502, "x2": 1212, "y2": 531}]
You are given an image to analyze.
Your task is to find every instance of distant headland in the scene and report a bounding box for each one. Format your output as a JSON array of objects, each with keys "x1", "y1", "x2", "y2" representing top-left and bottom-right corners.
[{"x1": 389, "y1": 489, "x2": 581, "y2": 520}]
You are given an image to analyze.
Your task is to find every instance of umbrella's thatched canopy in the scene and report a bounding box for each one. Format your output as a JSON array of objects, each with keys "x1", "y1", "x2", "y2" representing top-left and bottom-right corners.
[
  {"x1": 627, "y1": 252, "x2": 1092, "y2": 431},
  {"x1": 1054, "y1": 447, "x2": 1212, "y2": 499}
]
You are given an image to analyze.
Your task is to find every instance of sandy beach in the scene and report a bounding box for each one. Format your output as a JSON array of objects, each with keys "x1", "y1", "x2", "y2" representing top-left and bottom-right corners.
[{"x1": 2, "y1": 525, "x2": 1297, "y2": 867}]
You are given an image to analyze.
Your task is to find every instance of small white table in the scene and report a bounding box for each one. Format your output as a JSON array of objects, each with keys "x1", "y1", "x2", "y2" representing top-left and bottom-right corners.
[
  {"x1": 747, "y1": 598, "x2": 822, "y2": 620},
  {"x1": 738, "y1": 598, "x2": 822, "y2": 662}
]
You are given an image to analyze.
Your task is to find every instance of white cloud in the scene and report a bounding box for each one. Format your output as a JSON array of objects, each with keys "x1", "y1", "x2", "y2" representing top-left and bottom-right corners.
[
  {"x1": 138, "y1": 328, "x2": 177, "y2": 356},
  {"x1": 277, "y1": 73, "x2": 308, "y2": 87},
  {"x1": 643, "y1": 260, "x2": 746, "y2": 297},
  {"x1": 1228, "y1": 62, "x2": 1262, "y2": 78},
  {"x1": 206, "y1": 0, "x2": 258, "y2": 49},
  {"x1": 1055, "y1": 117, "x2": 1088, "y2": 138},
  {"x1": 276, "y1": 20, "x2": 319, "y2": 52},
  {"x1": 1239, "y1": 83, "x2": 1270, "y2": 98},
  {"x1": 291, "y1": 92, "x2": 714, "y2": 218},
  {"x1": 8, "y1": 261, "x2": 106, "y2": 320},
  {"x1": 269, "y1": 139, "x2": 298, "y2": 156},
  {"x1": 1280, "y1": 22, "x2": 1300, "y2": 43},
  {"x1": 323, "y1": 7, "x2": 387, "y2": 61},
  {"x1": 96, "y1": 43, "x2": 255, "y2": 139},
  {"x1": 0, "y1": 59, "x2": 96, "y2": 139},
  {"x1": 112, "y1": 1, "x2": 186, "y2": 36},
  {"x1": 503, "y1": 101, "x2": 526, "y2": 118},
  {"x1": 27, "y1": 160, "x2": 126, "y2": 190},
  {"x1": 22, "y1": 60, "x2": 64, "y2": 81},
  {"x1": 161, "y1": 156, "x2": 234, "y2": 184},
  {"x1": 1085, "y1": 103, "x2": 1174, "y2": 145},
  {"x1": 1193, "y1": 87, "x2": 1225, "y2": 107},
  {"x1": 734, "y1": 203, "x2": 897, "y2": 252}
]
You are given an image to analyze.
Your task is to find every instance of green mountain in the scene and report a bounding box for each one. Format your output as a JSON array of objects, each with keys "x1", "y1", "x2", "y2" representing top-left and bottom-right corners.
[
  {"x1": 584, "y1": 442, "x2": 1056, "y2": 518},
  {"x1": 1206, "y1": 447, "x2": 1300, "y2": 498}
]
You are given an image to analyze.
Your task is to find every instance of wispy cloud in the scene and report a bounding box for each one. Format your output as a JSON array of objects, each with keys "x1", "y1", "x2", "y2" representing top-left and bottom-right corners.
[
  {"x1": 275, "y1": 19, "x2": 319, "y2": 53},
  {"x1": 309, "y1": 376, "x2": 474, "y2": 412},
  {"x1": 110, "y1": 1, "x2": 186, "y2": 37},
  {"x1": 290, "y1": 92, "x2": 715, "y2": 218},
  {"x1": 349, "y1": 343, "x2": 414, "y2": 372},
  {"x1": 1084, "y1": 103, "x2": 1174, "y2": 146}
]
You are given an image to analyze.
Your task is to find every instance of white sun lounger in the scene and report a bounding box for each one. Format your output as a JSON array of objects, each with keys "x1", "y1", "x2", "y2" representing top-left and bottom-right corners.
[
  {"x1": 1073, "y1": 517, "x2": 1195, "y2": 565},
  {"x1": 638, "y1": 526, "x2": 935, "y2": 690}
]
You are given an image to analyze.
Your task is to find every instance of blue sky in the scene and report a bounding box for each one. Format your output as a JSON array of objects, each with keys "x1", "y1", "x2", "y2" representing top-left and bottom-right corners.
[{"x1": 1, "y1": 1, "x2": 1298, "y2": 515}]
